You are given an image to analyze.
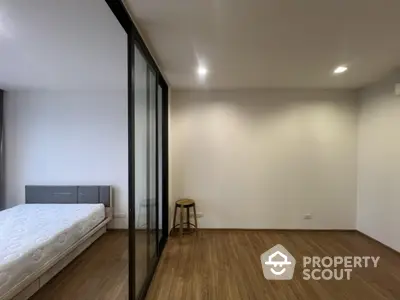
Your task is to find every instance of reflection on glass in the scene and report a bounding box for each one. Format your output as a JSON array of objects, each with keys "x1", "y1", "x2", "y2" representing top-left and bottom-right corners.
[
  {"x1": 134, "y1": 46, "x2": 148, "y2": 298},
  {"x1": 157, "y1": 84, "x2": 163, "y2": 242},
  {"x1": 148, "y1": 68, "x2": 157, "y2": 262},
  {"x1": 134, "y1": 45, "x2": 163, "y2": 299}
]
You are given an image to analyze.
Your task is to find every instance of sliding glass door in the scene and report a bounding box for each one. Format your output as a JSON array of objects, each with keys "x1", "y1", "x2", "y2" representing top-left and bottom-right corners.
[
  {"x1": 131, "y1": 42, "x2": 168, "y2": 299},
  {"x1": 157, "y1": 84, "x2": 163, "y2": 243},
  {"x1": 133, "y1": 45, "x2": 148, "y2": 299},
  {"x1": 147, "y1": 66, "x2": 158, "y2": 270},
  {"x1": 106, "y1": 2, "x2": 169, "y2": 299}
]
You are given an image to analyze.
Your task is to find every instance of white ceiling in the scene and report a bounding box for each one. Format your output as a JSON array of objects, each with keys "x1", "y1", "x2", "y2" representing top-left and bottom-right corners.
[
  {"x1": 126, "y1": 0, "x2": 400, "y2": 90},
  {"x1": 0, "y1": 0, "x2": 126, "y2": 91}
]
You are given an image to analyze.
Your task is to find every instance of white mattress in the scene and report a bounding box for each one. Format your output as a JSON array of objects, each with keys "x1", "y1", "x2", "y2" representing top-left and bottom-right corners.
[{"x1": 0, "y1": 204, "x2": 105, "y2": 298}]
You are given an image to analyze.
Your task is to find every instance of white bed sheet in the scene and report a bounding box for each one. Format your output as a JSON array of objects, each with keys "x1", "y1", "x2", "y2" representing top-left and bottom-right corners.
[{"x1": 0, "y1": 204, "x2": 105, "y2": 298}]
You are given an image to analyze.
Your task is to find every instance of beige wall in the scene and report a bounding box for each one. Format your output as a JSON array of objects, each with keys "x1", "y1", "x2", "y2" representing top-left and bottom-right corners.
[
  {"x1": 170, "y1": 90, "x2": 358, "y2": 229},
  {"x1": 357, "y1": 70, "x2": 400, "y2": 251}
]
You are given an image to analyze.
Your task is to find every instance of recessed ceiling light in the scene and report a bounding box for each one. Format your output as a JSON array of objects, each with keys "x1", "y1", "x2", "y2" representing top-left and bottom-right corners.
[
  {"x1": 333, "y1": 65, "x2": 348, "y2": 74},
  {"x1": 197, "y1": 66, "x2": 208, "y2": 76}
]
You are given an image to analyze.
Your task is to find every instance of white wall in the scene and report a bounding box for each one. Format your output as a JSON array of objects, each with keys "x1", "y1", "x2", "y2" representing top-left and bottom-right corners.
[
  {"x1": 171, "y1": 90, "x2": 358, "y2": 229},
  {"x1": 357, "y1": 70, "x2": 400, "y2": 251},
  {"x1": 4, "y1": 90, "x2": 128, "y2": 229}
]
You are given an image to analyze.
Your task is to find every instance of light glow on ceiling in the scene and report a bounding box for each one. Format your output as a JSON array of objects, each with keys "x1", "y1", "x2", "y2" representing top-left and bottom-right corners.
[
  {"x1": 197, "y1": 66, "x2": 208, "y2": 76},
  {"x1": 333, "y1": 65, "x2": 348, "y2": 74}
]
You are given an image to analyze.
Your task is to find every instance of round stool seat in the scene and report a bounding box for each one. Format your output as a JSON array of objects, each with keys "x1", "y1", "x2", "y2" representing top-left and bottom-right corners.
[{"x1": 176, "y1": 199, "x2": 195, "y2": 207}]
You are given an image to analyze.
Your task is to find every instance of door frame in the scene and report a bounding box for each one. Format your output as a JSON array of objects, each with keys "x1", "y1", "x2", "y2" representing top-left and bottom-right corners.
[{"x1": 105, "y1": 1, "x2": 169, "y2": 299}]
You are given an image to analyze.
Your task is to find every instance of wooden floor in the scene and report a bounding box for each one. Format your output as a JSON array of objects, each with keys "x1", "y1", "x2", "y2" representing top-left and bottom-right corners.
[
  {"x1": 29, "y1": 230, "x2": 400, "y2": 300},
  {"x1": 146, "y1": 231, "x2": 400, "y2": 300},
  {"x1": 30, "y1": 231, "x2": 128, "y2": 300}
]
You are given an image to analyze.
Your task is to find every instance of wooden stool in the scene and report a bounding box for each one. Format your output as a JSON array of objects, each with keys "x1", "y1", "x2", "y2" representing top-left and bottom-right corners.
[{"x1": 172, "y1": 199, "x2": 198, "y2": 239}]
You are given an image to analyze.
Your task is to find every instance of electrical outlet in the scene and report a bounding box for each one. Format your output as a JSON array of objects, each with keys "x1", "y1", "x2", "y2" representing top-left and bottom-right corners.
[{"x1": 304, "y1": 213, "x2": 312, "y2": 220}]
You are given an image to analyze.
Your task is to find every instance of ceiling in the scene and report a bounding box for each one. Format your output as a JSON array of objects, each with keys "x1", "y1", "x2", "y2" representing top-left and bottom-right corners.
[
  {"x1": 125, "y1": 0, "x2": 400, "y2": 90},
  {"x1": 0, "y1": 0, "x2": 126, "y2": 91}
]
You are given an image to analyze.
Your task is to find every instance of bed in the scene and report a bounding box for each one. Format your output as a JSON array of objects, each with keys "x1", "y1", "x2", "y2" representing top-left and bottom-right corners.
[{"x1": 0, "y1": 185, "x2": 113, "y2": 300}]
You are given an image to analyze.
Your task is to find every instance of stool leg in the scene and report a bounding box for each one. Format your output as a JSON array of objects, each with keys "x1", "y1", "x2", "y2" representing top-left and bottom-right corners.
[
  {"x1": 193, "y1": 204, "x2": 198, "y2": 236},
  {"x1": 180, "y1": 204, "x2": 184, "y2": 240},
  {"x1": 186, "y1": 207, "x2": 190, "y2": 231},
  {"x1": 172, "y1": 205, "x2": 178, "y2": 235}
]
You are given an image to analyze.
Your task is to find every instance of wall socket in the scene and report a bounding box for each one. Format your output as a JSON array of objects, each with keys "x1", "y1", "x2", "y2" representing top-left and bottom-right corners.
[{"x1": 304, "y1": 213, "x2": 312, "y2": 220}]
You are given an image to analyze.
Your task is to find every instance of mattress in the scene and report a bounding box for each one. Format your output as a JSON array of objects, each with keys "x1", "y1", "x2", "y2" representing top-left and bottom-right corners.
[{"x1": 0, "y1": 204, "x2": 105, "y2": 298}]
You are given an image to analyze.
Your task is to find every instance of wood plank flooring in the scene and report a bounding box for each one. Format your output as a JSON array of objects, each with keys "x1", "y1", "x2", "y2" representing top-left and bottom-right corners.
[
  {"x1": 28, "y1": 230, "x2": 400, "y2": 300},
  {"x1": 30, "y1": 231, "x2": 128, "y2": 300},
  {"x1": 146, "y1": 231, "x2": 400, "y2": 300}
]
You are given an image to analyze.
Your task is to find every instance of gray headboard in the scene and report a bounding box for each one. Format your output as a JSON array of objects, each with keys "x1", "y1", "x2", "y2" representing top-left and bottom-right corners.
[{"x1": 25, "y1": 185, "x2": 112, "y2": 207}]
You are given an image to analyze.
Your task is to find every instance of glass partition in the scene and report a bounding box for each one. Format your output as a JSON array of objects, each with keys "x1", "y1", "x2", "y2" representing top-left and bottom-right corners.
[
  {"x1": 106, "y1": 2, "x2": 169, "y2": 299},
  {"x1": 157, "y1": 84, "x2": 163, "y2": 242},
  {"x1": 134, "y1": 45, "x2": 149, "y2": 299},
  {"x1": 148, "y1": 67, "x2": 157, "y2": 268},
  {"x1": 132, "y1": 43, "x2": 167, "y2": 299}
]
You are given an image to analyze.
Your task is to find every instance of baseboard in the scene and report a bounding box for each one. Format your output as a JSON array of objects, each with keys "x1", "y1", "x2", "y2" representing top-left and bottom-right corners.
[
  {"x1": 197, "y1": 228, "x2": 357, "y2": 232},
  {"x1": 356, "y1": 230, "x2": 399, "y2": 255},
  {"x1": 169, "y1": 228, "x2": 356, "y2": 235}
]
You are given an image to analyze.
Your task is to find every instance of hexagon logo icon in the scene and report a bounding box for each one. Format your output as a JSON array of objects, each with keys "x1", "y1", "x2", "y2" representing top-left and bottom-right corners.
[{"x1": 260, "y1": 244, "x2": 296, "y2": 280}]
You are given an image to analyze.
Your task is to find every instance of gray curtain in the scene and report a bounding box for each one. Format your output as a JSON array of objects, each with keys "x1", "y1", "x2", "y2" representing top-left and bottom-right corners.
[{"x1": 0, "y1": 90, "x2": 3, "y2": 210}]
